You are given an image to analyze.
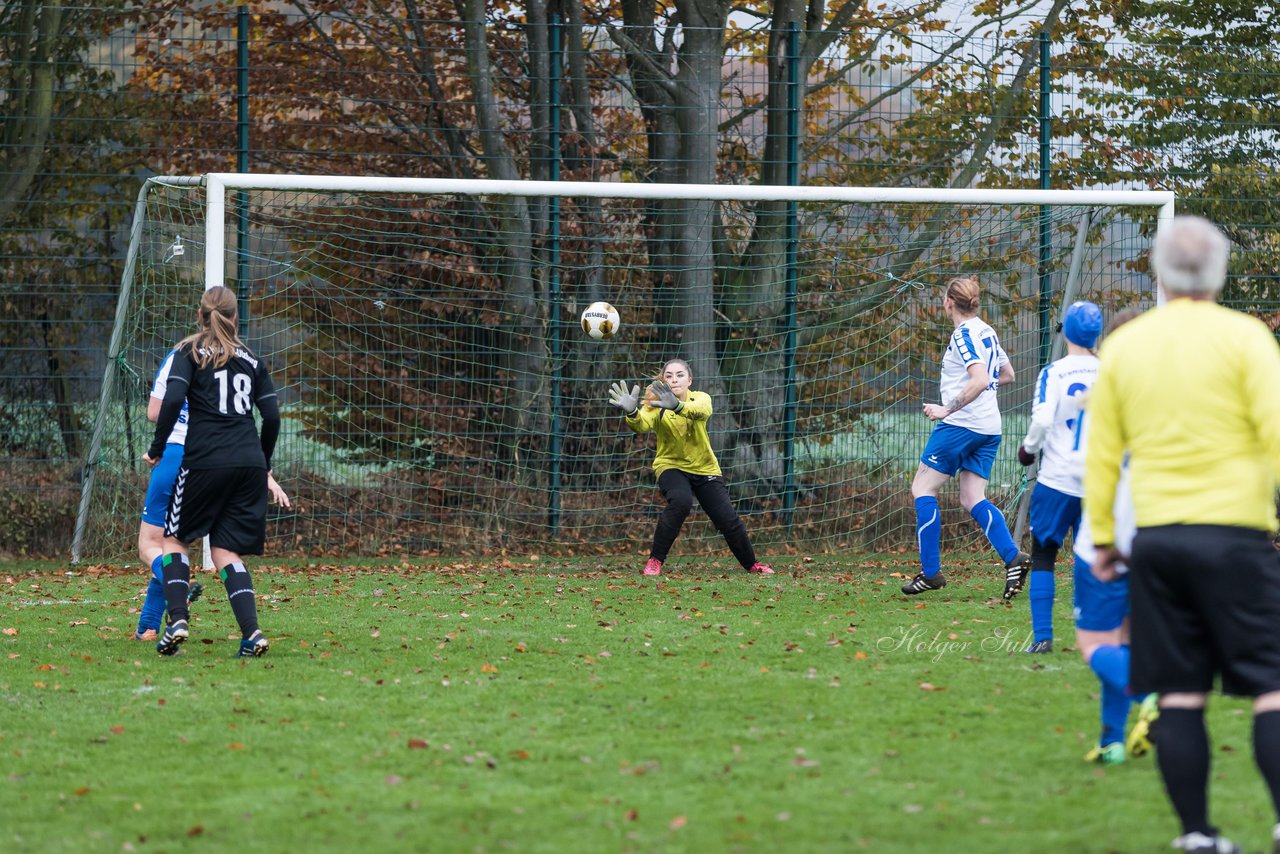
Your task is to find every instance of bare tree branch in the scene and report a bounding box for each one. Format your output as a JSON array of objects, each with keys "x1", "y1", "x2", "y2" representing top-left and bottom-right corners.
[
  {"x1": 796, "y1": 0, "x2": 1071, "y2": 346},
  {"x1": 0, "y1": 0, "x2": 64, "y2": 228},
  {"x1": 806, "y1": 0, "x2": 1048, "y2": 152}
]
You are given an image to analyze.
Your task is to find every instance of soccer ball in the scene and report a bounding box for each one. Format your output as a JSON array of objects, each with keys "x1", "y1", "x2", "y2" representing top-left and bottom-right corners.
[{"x1": 580, "y1": 301, "x2": 621, "y2": 340}]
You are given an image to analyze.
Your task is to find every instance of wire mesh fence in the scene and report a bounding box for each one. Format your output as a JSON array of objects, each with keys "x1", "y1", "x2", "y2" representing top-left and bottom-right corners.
[{"x1": 2, "y1": 4, "x2": 1276, "y2": 558}]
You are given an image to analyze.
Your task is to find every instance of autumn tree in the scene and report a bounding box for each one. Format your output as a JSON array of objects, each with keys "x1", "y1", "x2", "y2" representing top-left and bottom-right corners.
[
  {"x1": 0, "y1": 1, "x2": 156, "y2": 459},
  {"x1": 596, "y1": 0, "x2": 1073, "y2": 488},
  {"x1": 1057, "y1": 1, "x2": 1280, "y2": 322}
]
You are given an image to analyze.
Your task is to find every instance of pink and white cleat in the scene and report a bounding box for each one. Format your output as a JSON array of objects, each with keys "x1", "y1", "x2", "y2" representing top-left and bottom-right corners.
[
  {"x1": 748, "y1": 562, "x2": 775, "y2": 575},
  {"x1": 642, "y1": 558, "x2": 663, "y2": 576}
]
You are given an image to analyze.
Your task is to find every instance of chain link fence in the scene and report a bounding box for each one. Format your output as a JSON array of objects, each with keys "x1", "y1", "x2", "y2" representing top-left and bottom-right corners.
[{"x1": 3, "y1": 5, "x2": 1275, "y2": 558}]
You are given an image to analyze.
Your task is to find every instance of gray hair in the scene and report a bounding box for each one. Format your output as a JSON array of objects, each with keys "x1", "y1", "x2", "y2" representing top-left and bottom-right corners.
[{"x1": 1151, "y1": 216, "x2": 1230, "y2": 296}]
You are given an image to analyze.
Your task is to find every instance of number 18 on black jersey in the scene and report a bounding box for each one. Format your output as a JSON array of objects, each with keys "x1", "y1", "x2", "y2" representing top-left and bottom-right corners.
[{"x1": 148, "y1": 344, "x2": 281, "y2": 471}]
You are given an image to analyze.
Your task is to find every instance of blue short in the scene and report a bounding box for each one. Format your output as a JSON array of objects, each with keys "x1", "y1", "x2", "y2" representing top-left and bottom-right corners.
[
  {"x1": 919, "y1": 423, "x2": 1001, "y2": 479},
  {"x1": 1029, "y1": 483, "x2": 1081, "y2": 548},
  {"x1": 141, "y1": 443, "x2": 184, "y2": 527},
  {"x1": 1072, "y1": 553, "x2": 1130, "y2": 631}
]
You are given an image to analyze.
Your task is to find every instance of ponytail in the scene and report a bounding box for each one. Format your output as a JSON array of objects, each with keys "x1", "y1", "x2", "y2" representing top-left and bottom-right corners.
[{"x1": 177, "y1": 286, "x2": 244, "y2": 368}]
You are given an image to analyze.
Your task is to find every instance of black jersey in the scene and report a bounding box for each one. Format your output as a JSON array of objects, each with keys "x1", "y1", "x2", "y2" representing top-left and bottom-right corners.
[{"x1": 148, "y1": 343, "x2": 281, "y2": 471}]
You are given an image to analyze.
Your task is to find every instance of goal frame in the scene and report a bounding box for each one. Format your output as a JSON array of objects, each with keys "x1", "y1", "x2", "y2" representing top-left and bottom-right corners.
[{"x1": 72, "y1": 175, "x2": 1174, "y2": 562}]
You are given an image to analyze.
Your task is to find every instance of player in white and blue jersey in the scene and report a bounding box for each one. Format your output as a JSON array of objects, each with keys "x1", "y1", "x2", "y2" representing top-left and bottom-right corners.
[
  {"x1": 1016, "y1": 301, "x2": 1103, "y2": 653},
  {"x1": 1072, "y1": 454, "x2": 1156, "y2": 765},
  {"x1": 133, "y1": 349, "x2": 198, "y2": 640},
  {"x1": 903, "y1": 275, "x2": 1031, "y2": 599}
]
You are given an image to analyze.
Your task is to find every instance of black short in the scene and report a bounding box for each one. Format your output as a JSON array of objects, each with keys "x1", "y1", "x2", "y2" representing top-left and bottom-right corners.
[
  {"x1": 1129, "y1": 524, "x2": 1280, "y2": 697},
  {"x1": 164, "y1": 466, "x2": 268, "y2": 556}
]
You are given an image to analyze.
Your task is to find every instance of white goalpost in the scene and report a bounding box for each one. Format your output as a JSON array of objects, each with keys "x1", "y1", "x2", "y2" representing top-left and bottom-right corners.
[{"x1": 72, "y1": 175, "x2": 1173, "y2": 563}]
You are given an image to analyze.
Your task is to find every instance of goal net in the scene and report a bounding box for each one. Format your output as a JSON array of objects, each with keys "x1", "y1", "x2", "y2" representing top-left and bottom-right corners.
[{"x1": 73, "y1": 175, "x2": 1172, "y2": 562}]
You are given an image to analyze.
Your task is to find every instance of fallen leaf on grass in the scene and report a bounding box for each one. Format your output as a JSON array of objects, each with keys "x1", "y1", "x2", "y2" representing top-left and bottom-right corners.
[
  {"x1": 407, "y1": 738, "x2": 429, "y2": 749},
  {"x1": 2, "y1": 627, "x2": 17, "y2": 636},
  {"x1": 669, "y1": 816, "x2": 686, "y2": 830},
  {"x1": 919, "y1": 682, "x2": 944, "y2": 691}
]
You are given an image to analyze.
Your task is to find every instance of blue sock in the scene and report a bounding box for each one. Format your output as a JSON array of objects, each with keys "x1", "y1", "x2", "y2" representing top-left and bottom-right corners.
[
  {"x1": 969, "y1": 499, "x2": 1018, "y2": 564},
  {"x1": 1090, "y1": 644, "x2": 1132, "y2": 746},
  {"x1": 1028, "y1": 570, "x2": 1055, "y2": 642},
  {"x1": 137, "y1": 555, "x2": 166, "y2": 632},
  {"x1": 915, "y1": 496, "x2": 941, "y2": 577}
]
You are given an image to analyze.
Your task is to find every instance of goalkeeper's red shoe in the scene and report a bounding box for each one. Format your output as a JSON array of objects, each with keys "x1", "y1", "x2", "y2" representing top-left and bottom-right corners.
[
  {"x1": 642, "y1": 558, "x2": 662, "y2": 576},
  {"x1": 748, "y1": 562, "x2": 775, "y2": 575}
]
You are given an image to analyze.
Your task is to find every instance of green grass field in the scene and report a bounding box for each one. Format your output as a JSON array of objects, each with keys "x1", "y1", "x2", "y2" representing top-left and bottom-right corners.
[{"x1": 2, "y1": 554, "x2": 1274, "y2": 853}]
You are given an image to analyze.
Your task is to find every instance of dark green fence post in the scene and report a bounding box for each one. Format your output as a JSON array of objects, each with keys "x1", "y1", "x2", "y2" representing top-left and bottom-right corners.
[
  {"x1": 236, "y1": 5, "x2": 250, "y2": 334},
  {"x1": 782, "y1": 21, "x2": 800, "y2": 526},
  {"x1": 1037, "y1": 30, "x2": 1052, "y2": 367},
  {"x1": 547, "y1": 13, "x2": 563, "y2": 534}
]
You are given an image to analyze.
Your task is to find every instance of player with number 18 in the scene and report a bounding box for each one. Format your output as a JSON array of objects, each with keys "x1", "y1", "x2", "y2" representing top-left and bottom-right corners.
[{"x1": 143, "y1": 285, "x2": 282, "y2": 658}]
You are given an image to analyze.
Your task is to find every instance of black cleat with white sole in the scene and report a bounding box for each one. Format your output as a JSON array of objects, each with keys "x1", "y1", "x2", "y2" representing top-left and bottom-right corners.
[
  {"x1": 901, "y1": 572, "x2": 946, "y2": 595},
  {"x1": 1002, "y1": 551, "x2": 1031, "y2": 600}
]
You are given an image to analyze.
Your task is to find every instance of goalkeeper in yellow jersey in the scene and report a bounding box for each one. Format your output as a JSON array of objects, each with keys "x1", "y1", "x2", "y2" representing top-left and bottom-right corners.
[{"x1": 608, "y1": 358, "x2": 773, "y2": 578}]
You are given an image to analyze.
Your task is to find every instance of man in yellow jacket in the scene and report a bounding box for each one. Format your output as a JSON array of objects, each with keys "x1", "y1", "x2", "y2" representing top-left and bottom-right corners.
[{"x1": 1086, "y1": 216, "x2": 1280, "y2": 854}]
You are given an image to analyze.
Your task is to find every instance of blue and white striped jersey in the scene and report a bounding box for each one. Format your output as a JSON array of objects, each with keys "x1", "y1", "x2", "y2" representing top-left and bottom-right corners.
[
  {"x1": 1074, "y1": 457, "x2": 1135, "y2": 561},
  {"x1": 150, "y1": 349, "x2": 190, "y2": 446},
  {"x1": 1021, "y1": 353, "x2": 1098, "y2": 496},
  {"x1": 939, "y1": 316, "x2": 1008, "y2": 435}
]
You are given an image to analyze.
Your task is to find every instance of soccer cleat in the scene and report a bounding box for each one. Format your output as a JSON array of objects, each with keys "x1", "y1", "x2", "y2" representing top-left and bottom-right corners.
[
  {"x1": 748, "y1": 562, "x2": 775, "y2": 575},
  {"x1": 1170, "y1": 832, "x2": 1240, "y2": 853},
  {"x1": 1083, "y1": 742, "x2": 1125, "y2": 766},
  {"x1": 642, "y1": 558, "x2": 663, "y2": 576},
  {"x1": 1025, "y1": 639, "x2": 1053, "y2": 654},
  {"x1": 188, "y1": 581, "x2": 204, "y2": 604},
  {"x1": 156, "y1": 619, "x2": 189, "y2": 657},
  {"x1": 132, "y1": 628, "x2": 158, "y2": 642},
  {"x1": 1127, "y1": 694, "x2": 1160, "y2": 758},
  {"x1": 238, "y1": 630, "x2": 270, "y2": 658},
  {"x1": 901, "y1": 572, "x2": 946, "y2": 595},
  {"x1": 1002, "y1": 551, "x2": 1031, "y2": 600}
]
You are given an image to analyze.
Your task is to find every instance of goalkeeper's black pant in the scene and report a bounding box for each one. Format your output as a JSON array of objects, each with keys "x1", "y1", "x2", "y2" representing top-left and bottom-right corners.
[{"x1": 651, "y1": 468, "x2": 756, "y2": 570}]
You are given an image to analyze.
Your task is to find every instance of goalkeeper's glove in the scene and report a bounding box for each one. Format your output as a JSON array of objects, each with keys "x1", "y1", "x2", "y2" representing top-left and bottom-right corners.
[
  {"x1": 608, "y1": 381, "x2": 641, "y2": 416},
  {"x1": 1017, "y1": 446, "x2": 1036, "y2": 467},
  {"x1": 648, "y1": 380, "x2": 684, "y2": 412}
]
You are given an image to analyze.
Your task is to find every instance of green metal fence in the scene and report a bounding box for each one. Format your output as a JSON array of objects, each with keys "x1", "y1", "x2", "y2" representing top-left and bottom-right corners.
[{"x1": 2, "y1": 3, "x2": 1276, "y2": 558}]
